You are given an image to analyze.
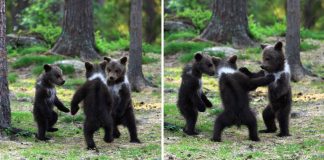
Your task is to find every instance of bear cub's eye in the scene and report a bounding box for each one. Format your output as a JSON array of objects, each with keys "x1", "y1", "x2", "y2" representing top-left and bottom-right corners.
[
  {"x1": 207, "y1": 63, "x2": 213, "y2": 68},
  {"x1": 115, "y1": 70, "x2": 120, "y2": 74}
]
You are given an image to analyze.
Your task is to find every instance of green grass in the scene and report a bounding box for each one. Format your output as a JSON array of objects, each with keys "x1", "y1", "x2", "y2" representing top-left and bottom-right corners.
[
  {"x1": 143, "y1": 43, "x2": 161, "y2": 54},
  {"x1": 301, "y1": 29, "x2": 324, "y2": 40},
  {"x1": 300, "y1": 41, "x2": 320, "y2": 51},
  {"x1": 8, "y1": 73, "x2": 18, "y2": 83},
  {"x1": 32, "y1": 64, "x2": 75, "y2": 76},
  {"x1": 12, "y1": 55, "x2": 63, "y2": 69},
  {"x1": 165, "y1": 30, "x2": 197, "y2": 42},
  {"x1": 7, "y1": 45, "x2": 49, "y2": 57},
  {"x1": 164, "y1": 41, "x2": 213, "y2": 55}
]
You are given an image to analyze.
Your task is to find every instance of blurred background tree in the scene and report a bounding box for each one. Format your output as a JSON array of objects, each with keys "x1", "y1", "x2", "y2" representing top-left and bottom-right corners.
[{"x1": 5, "y1": 0, "x2": 161, "y2": 54}]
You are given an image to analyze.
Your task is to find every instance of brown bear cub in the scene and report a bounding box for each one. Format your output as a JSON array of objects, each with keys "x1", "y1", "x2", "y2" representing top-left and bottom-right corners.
[
  {"x1": 212, "y1": 55, "x2": 275, "y2": 142},
  {"x1": 177, "y1": 53, "x2": 217, "y2": 135},
  {"x1": 103, "y1": 56, "x2": 141, "y2": 143},
  {"x1": 33, "y1": 64, "x2": 70, "y2": 141},
  {"x1": 240, "y1": 41, "x2": 292, "y2": 137},
  {"x1": 71, "y1": 61, "x2": 114, "y2": 150}
]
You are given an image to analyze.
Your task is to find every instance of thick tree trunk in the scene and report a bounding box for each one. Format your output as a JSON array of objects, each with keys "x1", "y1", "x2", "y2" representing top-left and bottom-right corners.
[
  {"x1": 0, "y1": 0, "x2": 11, "y2": 129},
  {"x1": 144, "y1": 0, "x2": 158, "y2": 43},
  {"x1": 286, "y1": 0, "x2": 306, "y2": 82},
  {"x1": 50, "y1": 0, "x2": 100, "y2": 60},
  {"x1": 128, "y1": 0, "x2": 150, "y2": 92},
  {"x1": 200, "y1": 0, "x2": 254, "y2": 48}
]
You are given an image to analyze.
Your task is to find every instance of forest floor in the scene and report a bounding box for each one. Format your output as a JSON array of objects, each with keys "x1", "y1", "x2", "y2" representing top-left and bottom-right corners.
[
  {"x1": 0, "y1": 51, "x2": 162, "y2": 159},
  {"x1": 164, "y1": 37, "x2": 324, "y2": 160}
]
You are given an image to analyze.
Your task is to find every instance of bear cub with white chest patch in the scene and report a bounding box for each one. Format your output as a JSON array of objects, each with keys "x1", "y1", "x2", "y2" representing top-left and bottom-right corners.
[
  {"x1": 177, "y1": 53, "x2": 217, "y2": 135},
  {"x1": 104, "y1": 56, "x2": 141, "y2": 143},
  {"x1": 71, "y1": 61, "x2": 114, "y2": 150},
  {"x1": 212, "y1": 55, "x2": 275, "y2": 142},
  {"x1": 240, "y1": 41, "x2": 292, "y2": 137},
  {"x1": 33, "y1": 64, "x2": 70, "y2": 141}
]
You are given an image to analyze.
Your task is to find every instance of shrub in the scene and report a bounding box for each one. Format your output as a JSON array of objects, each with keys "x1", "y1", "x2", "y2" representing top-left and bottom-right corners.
[
  {"x1": 143, "y1": 43, "x2": 161, "y2": 54},
  {"x1": 249, "y1": 15, "x2": 286, "y2": 40},
  {"x1": 29, "y1": 25, "x2": 62, "y2": 45},
  {"x1": 142, "y1": 56, "x2": 158, "y2": 64},
  {"x1": 301, "y1": 29, "x2": 324, "y2": 40},
  {"x1": 177, "y1": 8, "x2": 212, "y2": 31}
]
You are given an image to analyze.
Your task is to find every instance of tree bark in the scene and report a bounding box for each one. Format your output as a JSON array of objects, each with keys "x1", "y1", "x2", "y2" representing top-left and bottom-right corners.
[
  {"x1": 286, "y1": 0, "x2": 306, "y2": 82},
  {"x1": 0, "y1": 0, "x2": 11, "y2": 129},
  {"x1": 128, "y1": 0, "x2": 150, "y2": 92},
  {"x1": 302, "y1": 0, "x2": 320, "y2": 29},
  {"x1": 200, "y1": 0, "x2": 254, "y2": 48},
  {"x1": 50, "y1": 0, "x2": 100, "y2": 60},
  {"x1": 143, "y1": 0, "x2": 158, "y2": 43}
]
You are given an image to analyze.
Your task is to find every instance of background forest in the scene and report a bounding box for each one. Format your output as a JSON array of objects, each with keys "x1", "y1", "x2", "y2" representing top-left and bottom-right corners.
[
  {"x1": 0, "y1": 0, "x2": 161, "y2": 159},
  {"x1": 164, "y1": 0, "x2": 324, "y2": 159}
]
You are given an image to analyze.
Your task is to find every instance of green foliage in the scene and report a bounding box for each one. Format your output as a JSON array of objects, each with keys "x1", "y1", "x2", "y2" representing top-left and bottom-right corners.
[
  {"x1": 142, "y1": 56, "x2": 158, "y2": 64},
  {"x1": 143, "y1": 43, "x2": 161, "y2": 54},
  {"x1": 64, "y1": 79, "x2": 85, "y2": 89},
  {"x1": 12, "y1": 55, "x2": 63, "y2": 69},
  {"x1": 7, "y1": 45, "x2": 49, "y2": 57},
  {"x1": 177, "y1": 8, "x2": 212, "y2": 31},
  {"x1": 20, "y1": 0, "x2": 63, "y2": 29},
  {"x1": 165, "y1": 30, "x2": 197, "y2": 42},
  {"x1": 301, "y1": 29, "x2": 324, "y2": 40},
  {"x1": 8, "y1": 73, "x2": 18, "y2": 83},
  {"x1": 300, "y1": 41, "x2": 320, "y2": 51},
  {"x1": 248, "y1": 15, "x2": 286, "y2": 40},
  {"x1": 29, "y1": 25, "x2": 62, "y2": 45},
  {"x1": 164, "y1": 41, "x2": 213, "y2": 55}
]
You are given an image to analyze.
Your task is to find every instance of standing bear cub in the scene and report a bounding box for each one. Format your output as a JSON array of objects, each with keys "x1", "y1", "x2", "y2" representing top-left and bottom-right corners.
[
  {"x1": 240, "y1": 41, "x2": 292, "y2": 137},
  {"x1": 71, "y1": 61, "x2": 114, "y2": 150},
  {"x1": 177, "y1": 53, "x2": 217, "y2": 135},
  {"x1": 104, "y1": 56, "x2": 141, "y2": 143},
  {"x1": 212, "y1": 55, "x2": 275, "y2": 142},
  {"x1": 33, "y1": 64, "x2": 70, "y2": 141}
]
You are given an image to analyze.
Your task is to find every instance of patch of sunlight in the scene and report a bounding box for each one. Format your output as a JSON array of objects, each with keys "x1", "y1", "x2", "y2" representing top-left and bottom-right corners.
[
  {"x1": 133, "y1": 102, "x2": 161, "y2": 110},
  {"x1": 293, "y1": 93, "x2": 324, "y2": 102}
]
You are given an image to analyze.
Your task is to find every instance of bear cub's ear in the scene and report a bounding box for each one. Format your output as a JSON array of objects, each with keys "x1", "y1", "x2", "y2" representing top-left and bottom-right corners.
[
  {"x1": 44, "y1": 64, "x2": 52, "y2": 72},
  {"x1": 100, "y1": 61, "x2": 108, "y2": 70},
  {"x1": 120, "y1": 57, "x2": 127, "y2": 65},
  {"x1": 104, "y1": 57, "x2": 111, "y2": 63},
  {"x1": 274, "y1": 41, "x2": 283, "y2": 51},
  {"x1": 228, "y1": 55, "x2": 237, "y2": 64},
  {"x1": 194, "y1": 52, "x2": 203, "y2": 62},
  {"x1": 85, "y1": 62, "x2": 93, "y2": 71}
]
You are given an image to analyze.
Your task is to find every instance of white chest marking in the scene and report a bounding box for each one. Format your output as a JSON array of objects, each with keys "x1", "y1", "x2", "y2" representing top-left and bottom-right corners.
[
  {"x1": 47, "y1": 88, "x2": 56, "y2": 103},
  {"x1": 269, "y1": 61, "x2": 291, "y2": 87},
  {"x1": 109, "y1": 76, "x2": 130, "y2": 96},
  {"x1": 88, "y1": 73, "x2": 107, "y2": 85},
  {"x1": 217, "y1": 67, "x2": 236, "y2": 78}
]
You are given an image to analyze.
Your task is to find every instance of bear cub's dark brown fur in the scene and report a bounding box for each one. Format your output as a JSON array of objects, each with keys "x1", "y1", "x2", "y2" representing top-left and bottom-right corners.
[
  {"x1": 33, "y1": 64, "x2": 70, "y2": 141},
  {"x1": 212, "y1": 55, "x2": 275, "y2": 142},
  {"x1": 71, "y1": 61, "x2": 114, "y2": 150},
  {"x1": 177, "y1": 53, "x2": 218, "y2": 135},
  {"x1": 240, "y1": 41, "x2": 292, "y2": 137},
  {"x1": 104, "y1": 56, "x2": 141, "y2": 143}
]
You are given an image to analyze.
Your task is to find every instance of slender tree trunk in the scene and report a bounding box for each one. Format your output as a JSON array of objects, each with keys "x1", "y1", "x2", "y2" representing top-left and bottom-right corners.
[
  {"x1": 286, "y1": 0, "x2": 306, "y2": 81},
  {"x1": 144, "y1": 0, "x2": 158, "y2": 43},
  {"x1": 302, "y1": 0, "x2": 319, "y2": 29},
  {"x1": 128, "y1": 0, "x2": 150, "y2": 92},
  {"x1": 50, "y1": 0, "x2": 100, "y2": 60},
  {"x1": 9, "y1": 0, "x2": 29, "y2": 32},
  {"x1": 0, "y1": 0, "x2": 11, "y2": 129},
  {"x1": 200, "y1": 0, "x2": 254, "y2": 48}
]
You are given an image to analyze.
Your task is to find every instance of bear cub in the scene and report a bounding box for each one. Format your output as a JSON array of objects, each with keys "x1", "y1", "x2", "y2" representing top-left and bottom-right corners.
[
  {"x1": 104, "y1": 56, "x2": 141, "y2": 143},
  {"x1": 212, "y1": 55, "x2": 275, "y2": 142},
  {"x1": 33, "y1": 64, "x2": 70, "y2": 141},
  {"x1": 71, "y1": 61, "x2": 114, "y2": 150},
  {"x1": 177, "y1": 52, "x2": 217, "y2": 135},
  {"x1": 240, "y1": 41, "x2": 292, "y2": 137}
]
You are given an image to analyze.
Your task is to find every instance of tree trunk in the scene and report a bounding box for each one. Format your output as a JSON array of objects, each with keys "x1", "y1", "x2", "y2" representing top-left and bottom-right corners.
[
  {"x1": 0, "y1": 0, "x2": 11, "y2": 129},
  {"x1": 50, "y1": 0, "x2": 100, "y2": 60},
  {"x1": 286, "y1": 0, "x2": 306, "y2": 82},
  {"x1": 200, "y1": 0, "x2": 254, "y2": 48},
  {"x1": 302, "y1": 0, "x2": 319, "y2": 29},
  {"x1": 128, "y1": 0, "x2": 150, "y2": 92},
  {"x1": 9, "y1": 0, "x2": 29, "y2": 32},
  {"x1": 143, "y1": 0, "x2": 158, "y2": 43}
]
